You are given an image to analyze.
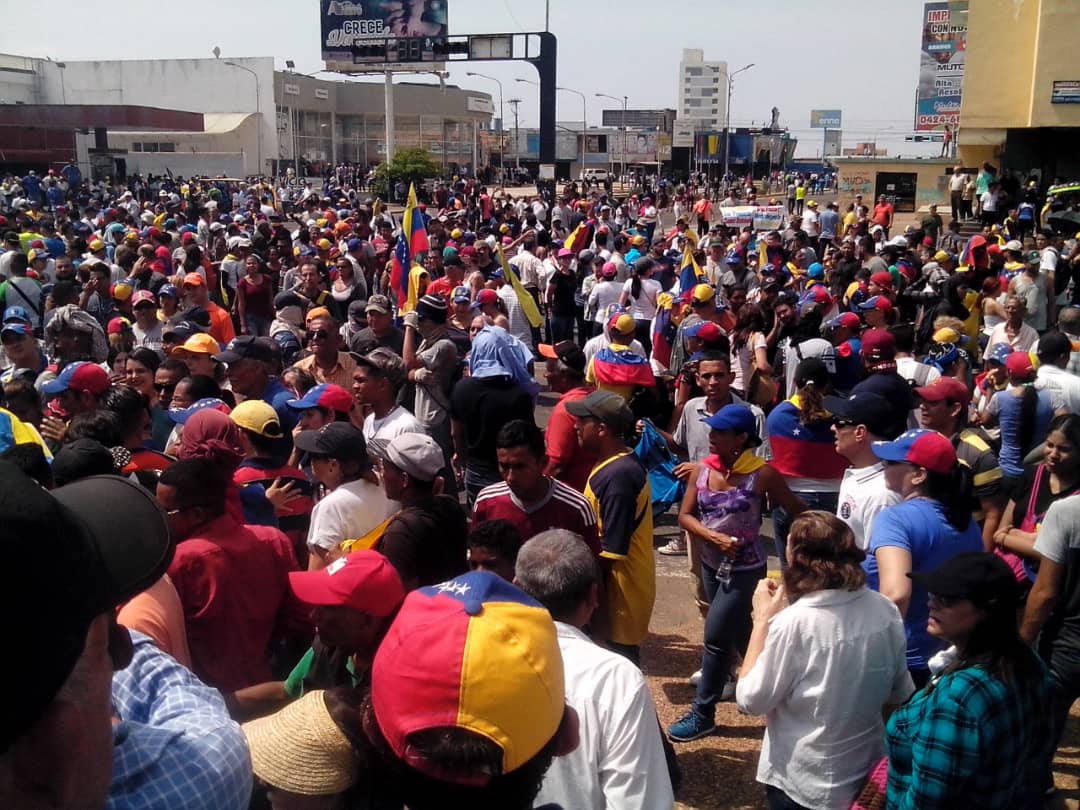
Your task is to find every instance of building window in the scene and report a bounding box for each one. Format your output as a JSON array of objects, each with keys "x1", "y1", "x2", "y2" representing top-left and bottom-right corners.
[
  {"x1": 132, "y1": 143, "x2": 142, "y2": 152},
  {"x1": 685, "y1": 67, "x2": 703, "y2": 76},
  {"x1": 159, "y1": 143, "x2": 176, "y2": 152}
]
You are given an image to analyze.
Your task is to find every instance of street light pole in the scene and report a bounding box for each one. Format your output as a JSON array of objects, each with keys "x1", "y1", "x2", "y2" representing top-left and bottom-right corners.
[
  {"x1": 557, "y1": 86, "x2": 586, "y2": 180},
  {"x1": 596, "y1": 92, "x2": 627, "y2": 182},
  {"x1": 466, "y1": 71, "x2": 504, "y2": 186},
  {"x1": 722, "y1": 62, "x2": 754, "y2": 188},
  {"x1": 507, "y1": 98, "x2": 522, "y2": 170},
  {"x1": 225, "y1": 60, "x2": 263, "y2": 176}
]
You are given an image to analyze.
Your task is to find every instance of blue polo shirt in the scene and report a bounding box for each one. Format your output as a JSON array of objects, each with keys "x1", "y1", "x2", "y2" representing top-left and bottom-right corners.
[{"x1": 262, "y1": 377, "x2": 297, "y2": 462}]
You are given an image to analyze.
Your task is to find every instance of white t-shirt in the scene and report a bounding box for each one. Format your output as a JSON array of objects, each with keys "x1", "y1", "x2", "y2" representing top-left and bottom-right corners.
[
  {"x1": 306, "y1": 478, "x2": 398, "y2": 553},
  {"x1": 622, "y1": 277, "x2": 661, "y2": 320},
  {"x1": 802, "y1": 209, "x2": 820, "y2": 237},
  {"x1": 362, "y1": 405, "x2": 422, "y2": 443},
  {"x1": 587, "y1": 280, "x2": 625, "y2": 324},
  {"x1": 836, "y1": 462, "x2": 903, "y2": 549}
]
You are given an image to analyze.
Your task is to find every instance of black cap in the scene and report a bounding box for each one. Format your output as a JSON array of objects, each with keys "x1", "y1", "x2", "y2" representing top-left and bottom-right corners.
[
  {"x1": 293, "y1": 422, "x2": 369, "y2": 462},
  {"x1": 181, "y1": 306, "x2": 212, "y2": 329},
  {"x1": 539, "y1": 340, "x2": 586, "y2": 374},
  {"x1": 215, "y1": 334, "x2": 276, "y2": 364},
  {"x1": 823, "y1": 392, "x2": 895, "y2": 438},
  {"x1": 0, "y1": 465, "x2": 172, "y2": 752},
  {"x1": 52, "y1": 438, "x2": 118, "y2": 486},
  {"x1": 909, "y1": 551, "x2": 1021, "y2": 610},
  {"x1": 565, "y1": 390, "x2": 635, "y2": 437},
  {"x1": 161, "y1": 320, "x2": 204, "y2": 341},
  {"x1": 274, "y1": 291, "x2": 304, "y2": 310}
]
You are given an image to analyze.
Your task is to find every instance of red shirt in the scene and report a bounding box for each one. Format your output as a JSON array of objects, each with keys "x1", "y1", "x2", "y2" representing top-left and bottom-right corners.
[
  {"x1": 544, "y1": 386, "x2": 597, "y2": 493},
  {"x1": 426, "y1": 275, "x2": 457, "y2": 303},
  {"x1": 872, "y1": 203, "x2": 894, "y2": 227},
  {"x1": 167, "y1": 513, "x2": 309, "y2": 692},
  {"x1": 471, "y1": 478, "x2": 601, "y2": 555}
]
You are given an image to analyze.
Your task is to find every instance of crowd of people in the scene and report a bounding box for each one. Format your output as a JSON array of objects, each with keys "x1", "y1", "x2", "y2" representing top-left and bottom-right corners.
[{"x1": 1, "y1": 162, "x2": 1080, "y2": 810}]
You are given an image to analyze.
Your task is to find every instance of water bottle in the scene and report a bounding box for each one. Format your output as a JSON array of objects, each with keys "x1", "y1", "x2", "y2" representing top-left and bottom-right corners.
[{"x1": 715, "y1": 557, "x2": 733, "y2": 588}]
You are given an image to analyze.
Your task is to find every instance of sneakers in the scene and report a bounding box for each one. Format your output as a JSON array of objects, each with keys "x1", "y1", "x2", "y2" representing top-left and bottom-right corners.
[
  {"x1": 668, "y1": 710, "x2": 716, "y2": 742},
  {"x1": 688, "y1": 669, "x2": 702, "y2": 686},
  {"x1": 658, "y1": 537, "x2": 687, "y2": 556},
  {"x1": 720, "y1": 678, "x2": 736, "y2": 701}
]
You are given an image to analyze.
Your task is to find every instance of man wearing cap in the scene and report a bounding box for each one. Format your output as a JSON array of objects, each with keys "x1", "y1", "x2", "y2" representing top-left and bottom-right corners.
[
  {"x1": 851, "y1": 329, "x2": 914, "y2": 440},
  {"x1": 216, "y1": 335, "x2": 297, "y2": 457},
  {"x1": 568, "y1": 391, "x2": 654, "y2": 663},
  {"x1": 293, "y1": 313, "x2": 358, "y2": 390},
  {"x1": 374, "y1": 432, "x2": 468, "y2": 591},
  {"x1": 231, "y1": 550, "x2": 405, "y2": 723},
  {"x1": 0, "y1": 465, "x2": 209, "y2": 810},
  {"x1": 0, "y1": 306, "x2": 46, "y2": 381},
  {"x1": 348, "y1": 293, "x2": 404, "y2": 356},
  {"x1": 158, "y1": 458, "x2": 310, "y2": 693},
  {"x1": 40, "y1": 360, "x2": 112, "y2": 443},
  {"x1": 130, "y1": 289, "x2": 163, "y2": 350},
  {"x1": 183, "y1": 271, "x2": 235, "y2": 346},
  {"x1": 915, "y1": 376, "x2": 1005, "y2": 548},
  {"x1": 353, "y1": 347, "x2": 421, "y2": 442},
  {"x1": 825, "y1": 392, "x2": 903, "y2": 549},
  {"x1": 296, "y1": 421, "x2": 397, "y2": 572},
  {"x1": 404, "y1": 294, "x2": 460, "y2": 473},
  {"x1": 515, "y1": 530, "x2": 674, "y2": 810},
  {"x1": 287, "y1": 382, "x2": 353, "y2": 432}
]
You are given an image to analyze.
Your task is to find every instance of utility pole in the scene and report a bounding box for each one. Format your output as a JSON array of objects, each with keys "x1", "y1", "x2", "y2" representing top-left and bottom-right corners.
[{"x1": 508, "y1": 98, "x2": 522, "y2": 170}]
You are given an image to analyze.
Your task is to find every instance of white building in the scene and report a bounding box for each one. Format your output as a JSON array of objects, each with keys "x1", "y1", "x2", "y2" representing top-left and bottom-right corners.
[{"x1": 677, "y1": 48, "x2": 727, "y2": 133}]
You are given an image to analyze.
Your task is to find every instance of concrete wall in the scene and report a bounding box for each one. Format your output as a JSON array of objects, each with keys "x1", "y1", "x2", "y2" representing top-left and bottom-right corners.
[
  {"x1": 835, "y1": 158, "x2": 954, "y2": 212},
  {"x1": 1029, "y1": 0, "x2": 1080, "y2": 129}
]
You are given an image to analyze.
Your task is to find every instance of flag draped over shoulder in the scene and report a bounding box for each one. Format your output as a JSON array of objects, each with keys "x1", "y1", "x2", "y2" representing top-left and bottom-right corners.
[
  {"x1": 496, "y1": 245, "x2": 543, "y2": 328},
  {"x1": 390, "y1": 184, "x2": 430, "y2": 311},
  {"x1": 678, "y1": 244, "x2": 705, "y2": 293},
  {"x1": 592, "y1": 346, "x2": 656, "y2": 388},
  {"x1": 564, "y1": 219, "x2": 595, "y2": 254}
]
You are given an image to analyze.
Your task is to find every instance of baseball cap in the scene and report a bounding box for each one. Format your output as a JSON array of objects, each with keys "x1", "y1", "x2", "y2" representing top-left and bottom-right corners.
[
  {"x1": 565, "y1": 390, "x2": 635, "y2": 437},
  {"x1": 288, "y1": 550, "x2": 404, "y2": 617},
  {"x1": 691, "y1": 284, "x2": 716, "y2": 304},
  {"x1": 215, "y1": 334, "x2": 275, "y2": 365},
  {"x1": 182, "y1": 271, "x2": 205, "y2": 287},
  {"x1": 610, "y1": 313, "x2": 637, "y2": 337},
  {"x1": 0, "y1": 322, "x2": 32, "y2": 339},
  {"x1": 600, "y1": 262, "x2": 617, "y2": 279},
  {"x1": 384, "y1": 433, "x2": 444, "y2": 482},
  {"x1": 1004, "y1": 239, "x2": 1023, "y2": 252},
  {"x1": 168, "y1": 397, "x2": 232, "y2": 425},
  {"x1": 985, "y1": 342, "x2": 1014, "y2": 365},
  {"x1": 452, "y1": 285, "x2": 472, "y2": 304},
  {"x1": 914, "y1": 376, "x2": 971, "y2": 409},
  {"x1": 158, "y1": 283, "x2": 179, "y2": 299},
  {"x1": 824, "y1": 312, "x2": 861, "y2": 331},
  {"x1": 1025, "y1": 250, "x2": 1042, "y2": 265},
  {"x1": 538, "y1": 340, "x2": 586, "y2": 373},
  {"x1": 931, "y1": 326, "x2": 968, "y2": 345},
  {"x1": 0, "y1": 466, "x2": 172, "y2": 752},
  {"x1": 871, "y1": 428, "x2": 956, "y2": 474},
  {"x1": 471, "y1": 288, "x2": 499, "y2": 308},
  {"x1": 557, "y1": 248, "x2": 574, "y2": 259},
  {"x1": 294, "y1": 422, "x2": 369, "y2": 462},
  {"x1": 131, "y1": 290, "x2": 157, "y2": 308},
  {"x1": 173, "y1": 332, "x2": 221, "y2": 356},
  {"x1": 42, "y1": 361, "x2": 110, "y2": 397},
  {"x1": 3, "y1": 305, "x2": 32, "y2": 324},
  {"x1": 365, "y1": 294, "x2": 392, "y2": 315},
  {"x1": 823, "y1": 392, "x2": 895, "y2": 436},
  {"x1": 1006, "y1": 350, "x2": 1036, "y2": 379},
  {"x1": 908, "y1": 551, "x2": 1021, "y2": 610},
  {"x1": 110, "y1": 282, "x2": 134, "y2": 302},
  {"x1": 807, "y1": 262, "x2": 825, "y2": 280},
  {"x1": 371, "y1": 571, "x2": 564, "y2": 782},
  {"x1": 933, "y1": 250, "x2": 951, "y2": 263},
  {"x1": 869, "y1": 271, "x2": 894, "y2": 290},
  {"x1": 860, "y1": 329, "x2": 896, "y2": 362},
  {"x1": 286, "y1": 383, "x2": 354, "y2": 414},
  {"x1": 88, "y1": 239, "x2": 105, "y2": 252},
  {"x1": 356, "y1": 347, "x2": 406, "y2": 390},
  {"x1": 702, "y1": 404, "x2": 761, "y2": 446},
  {"x1": 857, "y1": 295, "x2": 893, "y2": 313},
  {"x1": 229, "y1": 399, "x2": 283, "y2": 438},
  {"x1": 798, "y1": 286, "x2": 833, "y2": 308}
]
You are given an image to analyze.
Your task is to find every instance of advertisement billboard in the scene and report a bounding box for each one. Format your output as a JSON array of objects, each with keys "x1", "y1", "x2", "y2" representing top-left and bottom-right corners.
[
  {"x1": 823, "y1": 129, "x2": 842, "y2": 157},
  {"x1": 612, "y1": 130, "x2": 659, "y2": 163},
  {"x1": 915, "y1": 1, "x2": 968, "y2": 131},
  {"x1": 320, "y1": 0, "x2": 449, "y2": 62},
  {"x1": 810, "y1": 109, "x2": 842, "y2": 129},
  {"x1": 672, "y1": 120, "x2": 696, "y2": 148}
]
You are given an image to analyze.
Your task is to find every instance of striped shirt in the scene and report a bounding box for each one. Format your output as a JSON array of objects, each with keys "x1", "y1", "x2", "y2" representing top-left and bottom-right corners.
[{"x1": 472, "y1": 478, "x2": 599, "y2": 554}]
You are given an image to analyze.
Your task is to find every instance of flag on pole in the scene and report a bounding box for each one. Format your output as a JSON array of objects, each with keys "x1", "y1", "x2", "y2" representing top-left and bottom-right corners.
[
  {"x1": 389, "y1": 183, "x2": 430, "y2": 311},
  {"x1": 678, "y1": 244, "x2": 706, "y2": 293},
  {"x1": 496, "y1": 245, "x2": 543, "y2": 328}
]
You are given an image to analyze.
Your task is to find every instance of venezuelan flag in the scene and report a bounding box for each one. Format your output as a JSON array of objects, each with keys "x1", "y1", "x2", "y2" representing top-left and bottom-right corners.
[
  {"x1": 564, "y1": 219, "x2": 595, "y2": 254},
  {"x1": 390, "y1": 184, "x2": 430, "y2": 308},
  {"x1": 678, "y1": 245, "x2": 705, "y2": 293},
  {"x1": 496, "y1": 245, "x2": 543, "y2": 328},
  {"x1": 592, "y1": 347, "x2": 656, "y2": 388}
]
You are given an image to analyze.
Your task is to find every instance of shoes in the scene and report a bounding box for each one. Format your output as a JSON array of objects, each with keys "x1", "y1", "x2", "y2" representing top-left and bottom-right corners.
[
  {"x1": 689, "y1": 669, "x2": 702, "y2": 686},
  {"x1": 658, "y1": 538, "x2": 687, "y2": 556},
  {"x1": 721, "y1": 678, "x2": 736, "y2": 701},
  {"x1": 668, "y1": 710, "x2": 717, "y2": 742}
]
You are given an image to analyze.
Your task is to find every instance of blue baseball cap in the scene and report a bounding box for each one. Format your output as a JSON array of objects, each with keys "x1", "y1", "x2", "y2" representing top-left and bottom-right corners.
[
  {"x1": 3, "y1": 306, "x2": 32, "y2": 324},
  {"x1": 702, "y1": 404, "x2": 761, "y2": 446},
  {"x1": 346, "y1": 238, "x2": 363, "y2": 251},
  {"x1": 286, "y1": 383, "x2": 354, "y2": 414},
  {"x1": 167, "y1": 397, "x2": 232, "y2": 425},
  {"x1": 985, "y1": 342, "x2": 1014, "y2": 365},
  {"x1": 452, "y1": 285, "x2": 472, "y2": 304},
  {"x1": 158, "y1": 283, "x2": 180, "y2": 299},
  {"x1": 490, "y1": 268, "x2": 505, "y2": 280},
  {"x1": 807, "y1": 262, "x2": 825, "y2": 280},
  {"x1": 42, "y1": 361, "x2": 111, "y2": 397},
  {"x1": 871, "y1": 428, "x2": 956, "y2": 474},
  {"x1": 0, "y1": 323, "x2": 32, "y2": 338}
]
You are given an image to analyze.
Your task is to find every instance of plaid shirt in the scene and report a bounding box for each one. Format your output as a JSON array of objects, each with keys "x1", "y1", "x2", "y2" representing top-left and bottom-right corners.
[
  {"x1": 108, "y1": 632, "x2": 252, "y2": 810},
  {"x1": 885, "y1": 652, "x2": 1052, "y2": 810}
]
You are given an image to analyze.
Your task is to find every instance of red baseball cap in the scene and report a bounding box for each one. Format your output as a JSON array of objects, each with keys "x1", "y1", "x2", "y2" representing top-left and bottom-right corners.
[
  {"x1": 870, "y1": 271, "x2": 894, "y2": 290},
  {"x1": 871, "y1": 428, "x2": 956, "y2": 474},
  {"x1": 288, "y1": 551, "x2": 404, "y2": 617},
  {"x1": 41, "y1": 361, "x2": 110, "y2": 397},
  {"x1": 472, "y1": 288, "x2": 499, "y2": 307},
  {"x1": 915, "y1": 376, "x2": 971, "y2": 409}
]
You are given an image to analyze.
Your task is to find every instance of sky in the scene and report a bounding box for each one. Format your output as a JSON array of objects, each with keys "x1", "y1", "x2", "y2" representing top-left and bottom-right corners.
[{"x1": 0, "y1": 0, "x2": 943, "y2": 159}]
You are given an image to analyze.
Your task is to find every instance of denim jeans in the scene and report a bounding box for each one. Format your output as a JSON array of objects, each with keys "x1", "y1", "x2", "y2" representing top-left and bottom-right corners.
[
  {"x1": 244, "y1": 315, "x2": 271, "y2": 337},
  {"x1": 550, "y1": 314, "x2": 575, "y2": 344},
  {"x1": 766, "y1": 785, "x2": 813, "y2": 810},
  {"x1": 771, "y1": 490, "x2": 839, "y2": 568},
  {"x1": 692, "y1": 563, "x2": 765, "y2": 720},
  {"x1": 464, "y1": 465, "x2": 500, "y2": 510},
  {"x1": 1042, "y1": 651, "x2": 1080, "y2": 792}
]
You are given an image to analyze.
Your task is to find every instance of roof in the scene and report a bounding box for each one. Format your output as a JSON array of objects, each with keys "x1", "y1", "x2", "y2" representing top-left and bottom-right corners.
[
  {"x1": 100, "y1": 113, "x2": 256, "y2": 138},
  {"x1": 0, "y1": 104, "x2": 204, "y2": 132}
]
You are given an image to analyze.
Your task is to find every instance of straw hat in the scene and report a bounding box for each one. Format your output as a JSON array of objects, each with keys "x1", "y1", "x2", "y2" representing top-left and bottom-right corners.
[{"x1": 242, "y1": 690, "x2": 358, "y2": 795}]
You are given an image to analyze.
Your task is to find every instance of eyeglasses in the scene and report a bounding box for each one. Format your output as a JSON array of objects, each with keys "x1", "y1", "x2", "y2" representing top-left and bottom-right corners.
[
  {"x1": 928, "y1": 593, "x2": 964, "y2": 608},
  {"x1": 309, "y1": 329, "x2": 331, "y2": 341}
]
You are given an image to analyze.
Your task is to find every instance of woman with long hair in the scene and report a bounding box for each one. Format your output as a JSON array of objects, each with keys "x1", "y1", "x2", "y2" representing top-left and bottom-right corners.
[
  {"x1": 327, "y1": 255, "x2": 367, "y2": 325},
  {"x1": 737, "y1": 511, "x2": 912, "y2": 809},
  {"x1": 980, "y1": 350, "x2": 1065, "y2": 491},
  {"x1": 886, "y1": 552, "x2": 1050, "y2": 809},
  {"x1": 865, "y1": 428, "x2": 984, "y2": 687},
  {"x1": 236, "y1": 254, "x2": 274, "y2": 337},
  {"x1": 619, "y1": 257, "x2": 661, "y2": 357},
  {"x1": 993, "y1": 413, "x2": 1080, "y2": 585},
  {"x1": 668, "y1": 404, "x2": 805, "y2": 743},
  {"x1": 124, "y1": 347, "x2": 173, "y2": 451},
  {"x1": 765, "y1": 357, "x2": 849, "y2": 565},
  {"x1": 729, "y1": 303, "x2": 771, "y2": 398}
]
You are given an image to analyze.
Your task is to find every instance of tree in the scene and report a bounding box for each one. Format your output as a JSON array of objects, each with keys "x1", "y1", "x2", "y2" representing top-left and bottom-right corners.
[{"x1": 370, "y1": 148, "x2": 440, "y2": 202}]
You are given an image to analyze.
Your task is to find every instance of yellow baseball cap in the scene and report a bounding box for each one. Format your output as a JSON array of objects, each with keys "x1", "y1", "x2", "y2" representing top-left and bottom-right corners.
[
  {"x1": 692, "y1": 284, "x2": 716, "y2": 303},
  {"x1": 611, "y1": 313, "x2": 636, "y2": 336},
  {"x1": 229, "y1": 400, "x2": 282, "y2": 438},
  {"x1": 175, "y1": 333, "x2": 221, "y2": 356}
]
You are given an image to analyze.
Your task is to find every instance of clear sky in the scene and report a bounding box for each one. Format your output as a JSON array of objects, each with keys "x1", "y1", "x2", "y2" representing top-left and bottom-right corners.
[{"x1": 0, "y1": 0, "x2": 943, "y2": 158}]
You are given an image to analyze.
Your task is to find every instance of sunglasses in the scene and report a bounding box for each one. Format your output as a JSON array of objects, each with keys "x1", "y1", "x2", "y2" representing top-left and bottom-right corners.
[
  {"x1": 155, "y1": 382, "x2": 177, "y2": 392},
  {"x1": 928, "y1": 593, "x2": 964, "y2": 608},
  {"x1": 833, "y1": 419, "x2": 856, "y2": 429},
  {"x1": 309, "y1": 329, "x2": 331, "y2": 341}
]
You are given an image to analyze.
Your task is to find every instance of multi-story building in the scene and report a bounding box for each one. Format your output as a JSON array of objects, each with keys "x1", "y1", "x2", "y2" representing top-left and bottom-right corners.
[{"x1": 677, "y1": 49, "x2": 727, "y2": 134}]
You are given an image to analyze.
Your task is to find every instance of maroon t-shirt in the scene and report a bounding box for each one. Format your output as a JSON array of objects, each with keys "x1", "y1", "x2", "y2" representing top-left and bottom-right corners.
[{"x1": 471, "y1": 478, "x2": 601, "y2": 555}]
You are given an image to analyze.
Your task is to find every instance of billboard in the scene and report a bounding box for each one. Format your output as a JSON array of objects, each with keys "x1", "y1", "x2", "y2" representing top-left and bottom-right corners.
[
  {"x1": 915, "y1": 1, "x2": 968, "y2": 131},
  {"x1": 320, "y1": 0, "x2": 448, "y2": 62},
  {"x1": 810, "y1": 109, "x2": 842, "y2": 129},
  {"x1": 612, "y1": 130, "x2": 659, "y2": 163},
  {"x1": 672, "y1": 120, "x2": 696, "y2": 148},
  {"x1": 823, "y1": 129, "x2": 842, "y2": 157}
]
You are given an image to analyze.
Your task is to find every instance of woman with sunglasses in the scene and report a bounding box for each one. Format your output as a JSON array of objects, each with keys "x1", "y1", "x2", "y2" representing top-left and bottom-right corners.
[
  {"x1": 864, "y1": 428, "x2": 983, "y2": 688},
  {"x1": 886, "y1": 552, "x2": 1050, "y2": 809},
  {"x1": 327, "y1": 256, "x2": 367, "y2": 325}
]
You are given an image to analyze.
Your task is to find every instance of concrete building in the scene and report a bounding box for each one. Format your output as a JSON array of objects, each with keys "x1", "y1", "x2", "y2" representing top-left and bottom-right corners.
[
  {"x1": 677, "y1": 49, "x2": 727, "y2": 134},
  {"x1": 0, "y1": 53, "x2": 493, "y2": 179},
  {"x1": 958, "y1": 0, "x2": 1080, "y2": 180}
]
